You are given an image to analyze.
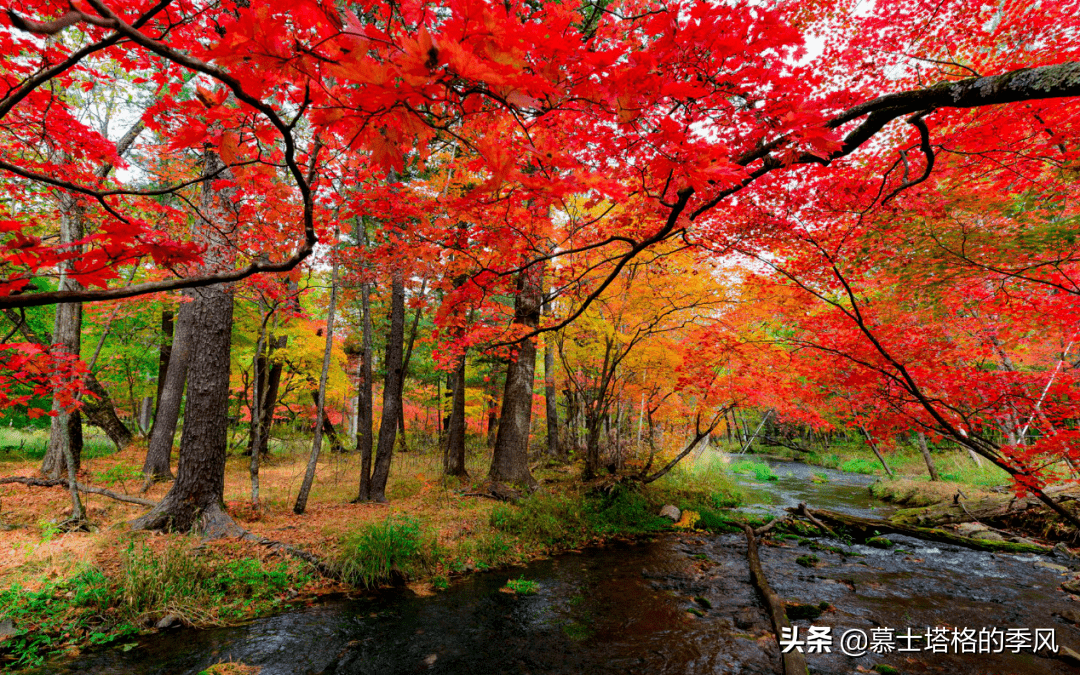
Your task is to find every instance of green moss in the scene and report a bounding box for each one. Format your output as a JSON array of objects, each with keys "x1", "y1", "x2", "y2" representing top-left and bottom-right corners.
[{"x1": 795, "y1": 554, "x2": 820, "y2": 568}]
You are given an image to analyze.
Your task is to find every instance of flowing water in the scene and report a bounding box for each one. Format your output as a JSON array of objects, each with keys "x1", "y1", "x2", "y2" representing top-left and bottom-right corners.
[{"x1": 44, "y1": 458, "x2": 1080, "y2": 674}]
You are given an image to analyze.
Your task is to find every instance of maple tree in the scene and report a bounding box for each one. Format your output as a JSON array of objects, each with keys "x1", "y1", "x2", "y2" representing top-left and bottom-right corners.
[{"x1": 0, "y1": 0, "x2": 1077, "y2": 533}]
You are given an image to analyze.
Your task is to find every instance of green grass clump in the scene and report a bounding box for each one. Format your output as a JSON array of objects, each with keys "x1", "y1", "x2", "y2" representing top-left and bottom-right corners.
[
  {"x1": 504, "y1": 575, "x2": 539, "y2": 595},
  {"x1": 729, "y1": 459, "x2": 779, "y2": 482},
  {"x1": 839, "y1": 458, "x2": 880, "y2": 474},
  {"x1": 335, "y1": 516, "x2": 441, "y2": 587},
  {"x1": 650, "y1": 452, "x2": 742, "y2": 511}
]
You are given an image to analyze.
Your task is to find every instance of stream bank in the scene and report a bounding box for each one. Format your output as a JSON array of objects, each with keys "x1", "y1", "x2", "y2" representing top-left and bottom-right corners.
[{"x1": 30, "y1": 458, "x2": 1080, "y2": 674}]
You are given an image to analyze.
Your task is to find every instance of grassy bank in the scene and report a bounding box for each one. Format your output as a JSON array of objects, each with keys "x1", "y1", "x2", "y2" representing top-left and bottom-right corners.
[{"x1": 0, "y1": 435, "x2": 747, "y2": 671}]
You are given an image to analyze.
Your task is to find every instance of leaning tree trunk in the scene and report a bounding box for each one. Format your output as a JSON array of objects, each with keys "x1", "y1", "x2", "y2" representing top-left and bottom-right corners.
[
  {"x1": 130, "y1": 146, "x2": 240, "y2": 536},
  {"x1": 916, "y1": 431, "x2": 940, "y2": 481},
  {"x1": 367, "y1": 271, "x2": 405, "y2": 502},
  {"x1": 142, "y1": 297, "x2": 194, "y2": 481},
  {"x1": 295, "y1": 251, "x2": 339, "y2": 514},
  {"x1": 489, "y1": 263, "x2": 543, "y2": 488},
  {"x1": 355, "y1": 278, "x2": 375, "y2": 501}
]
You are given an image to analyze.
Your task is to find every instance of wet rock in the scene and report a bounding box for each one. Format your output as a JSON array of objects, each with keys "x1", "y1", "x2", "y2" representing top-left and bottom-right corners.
[
  {"x1": 1062, "y1": 579, "x2": 1080, "y2": 594},
  {"x1": 734, "y1": 607, "x2": 758, "y2": 629},
  {"x1": 660, "y1": 505, "x2": 681, "y2": 522},
  {"x1": 423, "y1": 654, "x2": 438, "y2": 667},
  {"x1": 1055, "y1": 608, "x2": 1080, "y2": 625},
  {"x1": 1035, "y1": 561, "x2": 1069, "y2": 573},
  {"x1": 156, "y1": 613, "x2": 181, "y2": 629}
]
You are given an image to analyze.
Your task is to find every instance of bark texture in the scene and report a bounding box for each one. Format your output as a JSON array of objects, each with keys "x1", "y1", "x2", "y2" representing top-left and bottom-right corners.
[
  {"x1": 130, "y1": 147, "x2": 240, "y2": 536},
  {"x1": 489, "y1": 265, "x2": 543, "y2": 487},
  {"x1": 367, "y1": 272, "x2": 405, "y2": 502},
  {"x1": 142, "y1": 297, "x2": 193, "y2": 481},
  {"x1": 355, "y1": 279, "x2": 375, "y2": 501}
]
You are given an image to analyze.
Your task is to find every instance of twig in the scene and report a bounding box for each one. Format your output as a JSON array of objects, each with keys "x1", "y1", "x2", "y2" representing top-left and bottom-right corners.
[{"x1": 0, "y1": 476, "x2": 157, "y2": 506}]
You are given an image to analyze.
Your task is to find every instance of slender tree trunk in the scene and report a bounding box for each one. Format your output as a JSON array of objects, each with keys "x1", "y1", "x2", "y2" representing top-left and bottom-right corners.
[
  {"x1": 858, "y1": 423, "x2": 894, "y2": 478},
  {"x1": 309, "y1": 390, "x2": 344, "y2": 452},
  {"x1": 248, "y1": 309, "x2": 271, "y2": 504},
  {"x1": 295, "y1": 252, "x2": 339, "y2": 514},
  {"x1": 367, "y1": 272, "x2": 405, "y2": 502},
  {"x1": 354, "y1": 279, "x2": 375, "y2": 500},
  {"x1": 444, "y1": 350, "x2": 469, "y2": 477},
  {"x1": 489, "y1": 264, "x2": 543, "y2": 487},
  {"x1": 544, "y1": 337, "x2": 558, "y2": 459},
  {"x1": 130, "y1": 146, "x2": 240, "y2": 536},
  {"x1": 486, "y1": 373, "x2": 500, "y2": 449},
  {"x1": 142, "y1": 297, "x2": 193, "y2": 481},
  {"x1": 152, "y1": 309, "x2": 174, "y2": 421},
  {"x1": 916, "y1": 431, "x2": 940, "y2": 481}
]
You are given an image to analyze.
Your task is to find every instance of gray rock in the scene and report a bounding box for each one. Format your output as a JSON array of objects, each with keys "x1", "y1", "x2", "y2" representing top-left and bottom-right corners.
[
  {"x1": 155, "y1": 613, "x2": 181, "y2": 629},
  {"x1": 659, "y1": 505, "x2": 681, "y2": 522},
  {"x1": 1035, "y1": 561, "x2": 1069, "y2": 572},
  {"x1": 956, "y1": 522, "x2": 989, "y2": 536},
  {"x1": 0, "y1": 618, "x2": 15, "y2": 638},
  {"x1": 974, "y1": 531, "x2": 1006, "y2": 542}
]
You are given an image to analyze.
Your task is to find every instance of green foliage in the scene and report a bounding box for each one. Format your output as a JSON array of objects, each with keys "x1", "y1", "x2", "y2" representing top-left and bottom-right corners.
[
  {"x1": 93, "y1": 463, "x2": 144, "y2": 486},
  {"x1": 795, "y1": 554, "x2": 820, "y2": 567},
  {"x1": 0, "y1": 540, "x2": 311, "y2": 668},
  {"x1": 335, "y1": 516, "x2": 441, "y2": 587},
  {"x1": 504, "y1": 575, "x2": 539, "y2": 595}
]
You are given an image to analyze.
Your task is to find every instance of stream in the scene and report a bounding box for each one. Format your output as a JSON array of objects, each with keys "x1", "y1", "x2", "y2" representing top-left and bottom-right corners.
[{"x1": 42, "y1": 458, "x2": 1080, "y2": 674}]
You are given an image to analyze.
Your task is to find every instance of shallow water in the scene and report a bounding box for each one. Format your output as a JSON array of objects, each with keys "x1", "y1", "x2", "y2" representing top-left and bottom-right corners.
[{"x1": 44, "y1": 458, "x2": 1080, "y2": 674}]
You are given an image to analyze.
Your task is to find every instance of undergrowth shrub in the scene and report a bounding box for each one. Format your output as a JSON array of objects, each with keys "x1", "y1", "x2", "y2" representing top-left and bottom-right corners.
[{"x1": 335, "y1": 516, "x2": 441, "y2": 587}]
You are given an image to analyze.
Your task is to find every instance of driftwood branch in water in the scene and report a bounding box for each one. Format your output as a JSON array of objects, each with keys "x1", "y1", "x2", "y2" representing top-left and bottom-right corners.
[
  {"x1": 791, "y1": 506, "x2": 1052, "y2": 554},
  {"x1": 744, "y1": 526, "x2": 808, "y2": 675},
  {"x1": 0, "y1": 476, "x2": 156, "y2": 506},
  {"x1": 796, "y1": 502, "x2": 839, "y2": 540}
]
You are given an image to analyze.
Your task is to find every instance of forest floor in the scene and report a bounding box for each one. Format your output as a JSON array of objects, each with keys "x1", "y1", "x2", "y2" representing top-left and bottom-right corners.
[{"x1": 0, "y1": 435, "x2": 742, "y2": 671}]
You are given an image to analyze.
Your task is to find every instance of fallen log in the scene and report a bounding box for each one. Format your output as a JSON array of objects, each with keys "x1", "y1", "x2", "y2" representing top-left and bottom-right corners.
[
  {"x1": 744, "y1": 526, "x2": 808, "y2": 675},
  {"x1": 0, "y1": 476, "x2": 157, "y2": 507},
  {"x1": 791, "y1": 506, "x2": 1052, "y2": 555},
  {"x1": 888, "y1": 483, "x2": 1079, "y2": 527}
]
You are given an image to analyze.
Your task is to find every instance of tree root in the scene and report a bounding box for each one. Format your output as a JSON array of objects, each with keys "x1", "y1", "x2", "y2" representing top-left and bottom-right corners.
[
  {"x1": 744, "y1": 526, "x2": 808, "y2": 675},
  {"x1": 0, "y1": 475, "x2": 157, "y2": 507},
  {"x1": 127, "y1": 500, "x2": 341, "y2": 581}
]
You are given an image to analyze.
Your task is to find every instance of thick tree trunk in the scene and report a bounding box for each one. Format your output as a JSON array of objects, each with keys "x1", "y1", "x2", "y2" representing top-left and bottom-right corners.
[
  {"x1": 42, "y1": 200, "x2": 84, "y2": 479},
  {"x1": 489, "y1": 264, "x2": 543, "y2": 488},
  {"x1": 130, "y1": 147, "x2": 240, "y2": 536},
  {"x1": 142, "y1": 297, "x2": 193, "y2": 481},
  {"x1": 368, "y1": 272, "x2": 405, "y2": 502},
  {"x1": 295, "y1": 255, "x2": 339, "y2": 514},
  {"x1": 916, "y1": 432, "x2": 940, "y2": 481},
  {"x1": 444, "y1": 351, "x2": 469, "y2": 477}
]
